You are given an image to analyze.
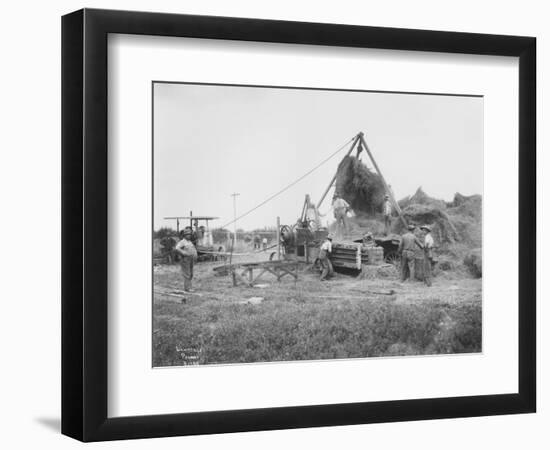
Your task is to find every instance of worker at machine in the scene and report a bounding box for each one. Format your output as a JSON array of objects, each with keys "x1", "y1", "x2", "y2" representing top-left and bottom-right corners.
[
  {"x1": 332, "y1": 193, "x2": 352, "y2": 235},
  {"x1": 362, "y1": 231, "x2": 375, "y2": 247},
  {"x1": 253, "y1": 234, "x2": 261, "y2": 250},
  {"x1": 175, "y1": 228, "x2": 198, "y2": 292},
  {"x1": 319, "y1": 234, "x2": 335, "y2": 281},
  {"x1": 420, "y1": 225, "x2": 434, "y2": 287},
  {"x1": 398, "y1": 224, "x2": 424, "y2": 282},
  {"x1": 382, "y1": 194, "x2": 392, "y2": 235}
]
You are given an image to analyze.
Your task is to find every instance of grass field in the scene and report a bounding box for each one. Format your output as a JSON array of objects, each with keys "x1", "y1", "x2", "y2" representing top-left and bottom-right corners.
[{"x1": 153, "y1": 249, "x2": 482, "y2": 367}]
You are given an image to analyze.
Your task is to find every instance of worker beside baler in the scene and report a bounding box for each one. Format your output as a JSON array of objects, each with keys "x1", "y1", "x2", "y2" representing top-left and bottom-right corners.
[
  {"x1": 421, "y1": 225, "x2": 434, "y2": 287},
  {"x1": 319, "y1": 234, "x2": 335, "y2": 281}
]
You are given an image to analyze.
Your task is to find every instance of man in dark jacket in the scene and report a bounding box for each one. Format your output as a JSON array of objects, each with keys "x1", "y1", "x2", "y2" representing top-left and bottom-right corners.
[{"x1": 398, "y1": 224, "x2": 423, "y2": 282}]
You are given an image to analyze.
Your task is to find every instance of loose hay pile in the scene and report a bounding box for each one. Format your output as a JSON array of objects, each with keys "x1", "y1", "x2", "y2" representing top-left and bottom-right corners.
[
  {"x1": 395, "y1": 188, "x2": 481, "y2": 246},
  {"x1": 399, "y1": 203, "x2": 460, "y2": 244},
  {"x1": 358, "y1": 264, "x2": 398, "y2": 280}
]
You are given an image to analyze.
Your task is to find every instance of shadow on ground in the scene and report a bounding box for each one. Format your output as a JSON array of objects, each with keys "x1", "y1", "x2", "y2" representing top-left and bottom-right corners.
[{"x1": 35, "y1": 417, "x2": 60, "y2": 433}]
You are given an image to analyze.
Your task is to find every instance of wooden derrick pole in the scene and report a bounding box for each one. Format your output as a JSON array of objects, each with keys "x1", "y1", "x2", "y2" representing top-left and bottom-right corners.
[
  {"x1": 316, "y1": 134, "x2": 361, "y2": 210},
  {"x1": 358, "y1": 133, "x2": 408, "y2": 228}
]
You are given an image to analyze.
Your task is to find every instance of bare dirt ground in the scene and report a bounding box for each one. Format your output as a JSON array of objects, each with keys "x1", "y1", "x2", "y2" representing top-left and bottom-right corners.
[
  {"x1": 154, "y1": 251, "x2": 481, "y2": 306},
  {"x1": 153, "y1": 248, "x2": 482, "y2": 366}
]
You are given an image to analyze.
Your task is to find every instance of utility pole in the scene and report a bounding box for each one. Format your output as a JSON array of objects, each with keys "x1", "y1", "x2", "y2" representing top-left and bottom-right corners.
[{"x1": 231, "y1": 192, "x2": 240, "y2": 246}]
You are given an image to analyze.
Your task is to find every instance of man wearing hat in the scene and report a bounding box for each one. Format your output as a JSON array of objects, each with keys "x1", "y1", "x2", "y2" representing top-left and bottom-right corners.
[
  {"x1": 382, "y1": 194, "x2": 392, "y2": 235},
  {"x1": 175, "y1": 228, "x2": 198, "y2": 292},
  {"x1": 362, "y1": 231, "x2": 375, "y2": 248},
  {"x1": 421, "y1": 225, "x2": 434, "y2": 287},
  {"x1": 398, "y1": 224, "x2": 423, "y2": 282},
  {"x1": 319, "y1": 234, "x2": 335, "y2": 281},
  {"x1": 332, "y1": 193, "x2": 351, "y2": 236}
]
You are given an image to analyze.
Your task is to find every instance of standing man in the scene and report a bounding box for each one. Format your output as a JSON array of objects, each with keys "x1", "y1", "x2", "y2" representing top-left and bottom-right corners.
[
  {"x1": 420, "y1": 225, "x2": 434, "y2": 287},
  {"x1": 382, "y1": 194, "x2": 392, "y2": 235},
  {"x1": 253, "y1": 234, "x2": 261, "y2": 250},
  {"x1": 262, "y1": 237, "x2": 268, "y2": 251},
  {"x1": 332, "y1": 194, "x2": 352, "y2": 236},
  {"x1": 398, "y1": 224, "x2": 423, "y2": 282},
  {"x1": 175, "y1": 229, "x2": 198, "y2": 292},
  {"x1": 319, "y1": 234, "x2": 334, "y2": 281}
]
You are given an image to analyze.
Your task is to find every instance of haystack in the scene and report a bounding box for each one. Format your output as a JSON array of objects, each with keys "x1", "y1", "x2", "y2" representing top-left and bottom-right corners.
[
  {"x1": 399, "y1": 187, "x2": 447, "y2": 210},
  {"x1": 396, "y1": 188, "x2": 460, "y2": 244},
  {"x1": 399, "y1": 203, "x2": 460, "y2": 244}
]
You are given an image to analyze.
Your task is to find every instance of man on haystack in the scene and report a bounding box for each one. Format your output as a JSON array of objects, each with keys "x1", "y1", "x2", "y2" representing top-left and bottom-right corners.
[
  {"x1": 332, "y1": 193, "x2": 352, "y2": 236},
  {"x1": 175, "y1": 228, "x2": 198, "y2": 292},
  {"x1": 421, "y1": 225, "x2": 434, "y2": 287},
  {"x1": 382, "y1": 194, "x2": 392, "y2": 235},
  {"x1": 398, "y1": 224, "x2": 423, "y2": 282}
]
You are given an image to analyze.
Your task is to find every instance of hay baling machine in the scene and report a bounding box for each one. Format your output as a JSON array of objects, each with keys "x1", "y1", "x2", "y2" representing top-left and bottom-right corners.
[{"x1": 278, "y1": 132, "x2": 406, "y2": 271}]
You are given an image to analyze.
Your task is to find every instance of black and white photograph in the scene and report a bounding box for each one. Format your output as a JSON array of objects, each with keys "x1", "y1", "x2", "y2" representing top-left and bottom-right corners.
[{"x1": 152, "y1": 82, "x2": 483, "y2": 367}]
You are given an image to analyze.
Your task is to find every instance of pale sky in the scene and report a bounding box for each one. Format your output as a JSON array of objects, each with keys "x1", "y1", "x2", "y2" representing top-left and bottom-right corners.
[{"x1": 153, "y1": 82, "x2": 483, "y2": 231}]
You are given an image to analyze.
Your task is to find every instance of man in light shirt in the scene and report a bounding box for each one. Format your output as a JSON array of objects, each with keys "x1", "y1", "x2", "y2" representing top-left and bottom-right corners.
[
  {"x1": 175, "y1": 229, "x2": 198, "y2": 292},
  {"x1": 319, "y1": 234, "x2": 334, "y2": 281},
  {"x1": 382, "y1": 194, "x2": 392, "y2": 235},
  {"x1": 332, "y1": 194, "x2": 351, "y2": 235},
  {"x1": 421, "y1": 225, "x2": 434, "y2": 287}
]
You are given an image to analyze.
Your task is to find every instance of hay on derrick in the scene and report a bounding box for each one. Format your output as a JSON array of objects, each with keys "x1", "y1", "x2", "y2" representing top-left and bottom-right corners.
[{"x1": 335, "y1": 156, "x2": 386, "y2": 215}]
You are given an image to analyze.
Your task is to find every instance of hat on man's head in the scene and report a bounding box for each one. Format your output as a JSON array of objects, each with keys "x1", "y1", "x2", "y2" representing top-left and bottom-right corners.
[
  {"x1": 327, "y1": 234, "x2": 334, "y2": 240},
  {"x1": 407, "y1": 224, "x2": 416, "y2": 231},
  {"x1": 420, "y1": 225, "x2": 432, "y2": 232}
]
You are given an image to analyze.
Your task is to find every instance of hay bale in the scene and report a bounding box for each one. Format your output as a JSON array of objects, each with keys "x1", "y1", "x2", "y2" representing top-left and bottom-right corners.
[
  {"x1": 463, "y1": 248, "x2": 482, "y2": 278},
  {"x1": 335, "y1": 156, "x2": 386, "y2": 214}
]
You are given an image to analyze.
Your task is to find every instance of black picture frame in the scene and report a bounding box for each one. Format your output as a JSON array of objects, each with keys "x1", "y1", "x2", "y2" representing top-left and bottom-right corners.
[{"x1": 62, "y1": 8, "x2": 536, "y2": 442}]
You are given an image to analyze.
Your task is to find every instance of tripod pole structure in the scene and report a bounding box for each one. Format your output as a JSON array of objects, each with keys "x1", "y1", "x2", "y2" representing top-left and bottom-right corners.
[
  {"x1": 316, "y1": 133, "x2": 361, "y2": 210},
  {"x1": 358, "y1": 133, "x2": 408, "y2": 228}
]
